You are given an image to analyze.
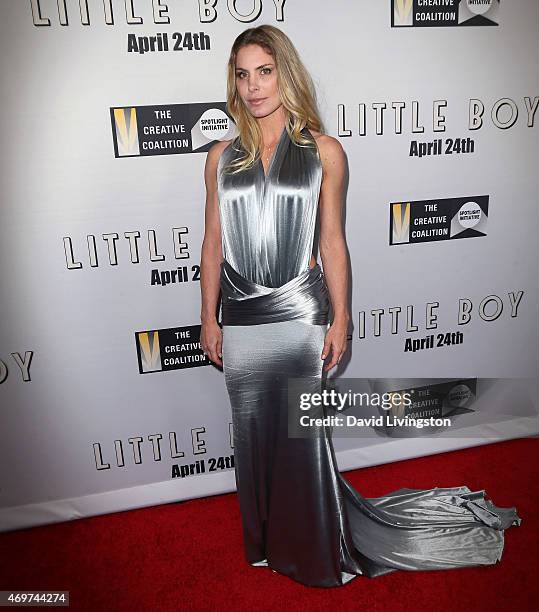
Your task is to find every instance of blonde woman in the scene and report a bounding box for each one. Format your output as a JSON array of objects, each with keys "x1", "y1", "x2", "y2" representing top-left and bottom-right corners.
[{"x1": 200, "y1": 25, "x2": 520, "y2": 587}]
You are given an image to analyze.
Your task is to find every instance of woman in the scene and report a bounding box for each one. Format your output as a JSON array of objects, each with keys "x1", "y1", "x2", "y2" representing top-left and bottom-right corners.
[{"x1": 199, "y1": 25, "x2": 521, "y2": 588}]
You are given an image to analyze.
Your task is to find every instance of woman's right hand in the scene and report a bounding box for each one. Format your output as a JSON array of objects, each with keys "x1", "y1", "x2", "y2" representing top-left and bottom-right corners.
[{"x1": 200, "y1": 319, "x2": 223, "y2": 367}]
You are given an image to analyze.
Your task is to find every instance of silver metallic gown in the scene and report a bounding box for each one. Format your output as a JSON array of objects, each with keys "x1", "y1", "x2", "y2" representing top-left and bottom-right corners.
[{"x1": 217, "y1": 125, "x2": 521, "y2": 588}]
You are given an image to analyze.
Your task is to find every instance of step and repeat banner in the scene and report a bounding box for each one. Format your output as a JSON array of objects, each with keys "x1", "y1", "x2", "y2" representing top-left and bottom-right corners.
[{"x1": 1, "y1": 0, "x2": 538, "y2": 531}]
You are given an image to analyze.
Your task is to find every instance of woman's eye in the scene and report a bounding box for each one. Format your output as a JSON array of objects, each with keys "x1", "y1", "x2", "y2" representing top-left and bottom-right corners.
[{"x1": 236, "y1": 68, "x2": 271, "y2": 79}]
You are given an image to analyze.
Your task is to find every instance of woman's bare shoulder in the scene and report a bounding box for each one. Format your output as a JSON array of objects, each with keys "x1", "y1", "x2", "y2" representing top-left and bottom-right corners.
[
  {"x1": 204, "y1": 138, "x2": 234, "y2": 183},
  {"x1": 308, "y1": 130, "x2": 346, "y2": 170},
  {"x1": 207, "y1": 138, "x2": 234, "y2": 164}
]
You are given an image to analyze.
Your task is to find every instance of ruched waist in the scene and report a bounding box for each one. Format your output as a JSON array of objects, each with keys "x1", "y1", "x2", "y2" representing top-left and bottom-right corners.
[{"x1": 220, "y1": 259, "x2": 329, "y2": 326}]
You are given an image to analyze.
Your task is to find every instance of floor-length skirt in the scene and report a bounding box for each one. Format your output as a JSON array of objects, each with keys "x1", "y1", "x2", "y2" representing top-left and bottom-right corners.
[{"x1": 220, "y1": 260, "x2": 522, "y2": 588}]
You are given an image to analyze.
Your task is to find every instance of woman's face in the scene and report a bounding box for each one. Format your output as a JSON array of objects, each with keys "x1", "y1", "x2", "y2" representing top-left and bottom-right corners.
[{"x1": 235, "y1": 44, "x2": 281, "y2": 118}]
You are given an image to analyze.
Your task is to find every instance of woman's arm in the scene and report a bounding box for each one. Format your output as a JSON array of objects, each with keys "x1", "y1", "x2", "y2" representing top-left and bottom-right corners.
[
  {"x1": 199, "y1": 141, "x2": 226, "y2": 366},
  {"x1": 317, "y1": 136, "x2": 351, "y2": 371}
]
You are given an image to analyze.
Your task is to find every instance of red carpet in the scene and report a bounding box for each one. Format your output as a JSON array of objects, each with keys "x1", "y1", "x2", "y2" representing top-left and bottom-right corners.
[{"x1": 1, "y1": 437, "x2": 536, "y2": 611}]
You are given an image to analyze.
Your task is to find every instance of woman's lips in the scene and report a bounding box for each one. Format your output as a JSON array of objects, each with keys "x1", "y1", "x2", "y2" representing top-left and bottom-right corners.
[{"x1": 249, "y1": 98, "x2": 267, "y2": 107}]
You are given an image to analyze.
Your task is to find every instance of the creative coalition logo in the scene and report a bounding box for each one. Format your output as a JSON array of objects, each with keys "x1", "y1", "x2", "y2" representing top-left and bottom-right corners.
[
  {"x1": 135, "y1": 324, "x2": 211, "y2": 373},
  {"x1": 390, "y1": 195, "x2": 488, "y2": 244},
  {"x1": 110, "y1": 103, "x2": 236, "y2": 157},
  {"x1": 374, "y1": 378, "x2": 477, "y2": 419},
  {"x1": 369, "y1": 378, "x2": 477, "y2": 437},
  {"x1": 392, "y1": 0, "x2": 500, "y2": 27}
]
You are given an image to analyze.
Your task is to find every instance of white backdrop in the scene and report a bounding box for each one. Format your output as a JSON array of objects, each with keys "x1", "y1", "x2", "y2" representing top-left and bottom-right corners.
[{"x1": 1, "y1": 0, "x2": 538, "y2": 532}]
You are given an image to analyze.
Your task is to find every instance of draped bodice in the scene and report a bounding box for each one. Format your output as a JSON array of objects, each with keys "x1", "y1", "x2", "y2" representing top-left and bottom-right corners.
[{"x1": 217, "y1": 126, "x2": 323, "y2": 288}]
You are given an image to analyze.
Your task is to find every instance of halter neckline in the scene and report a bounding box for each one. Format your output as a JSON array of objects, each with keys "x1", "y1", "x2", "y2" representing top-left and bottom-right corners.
[{"x1": 259, "y1": 125, "x2": 288, "y2": 181}]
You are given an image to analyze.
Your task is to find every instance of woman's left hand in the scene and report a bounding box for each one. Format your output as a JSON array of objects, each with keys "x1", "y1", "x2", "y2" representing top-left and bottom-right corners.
[{"x1": 321, "y1": 320, "x2": 349, "y2": 371}]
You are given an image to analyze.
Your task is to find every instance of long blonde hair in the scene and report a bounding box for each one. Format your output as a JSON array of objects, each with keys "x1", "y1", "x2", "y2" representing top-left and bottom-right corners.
[{"x1": 222, "y1": 25, "x2": 324, "y2": 174}]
